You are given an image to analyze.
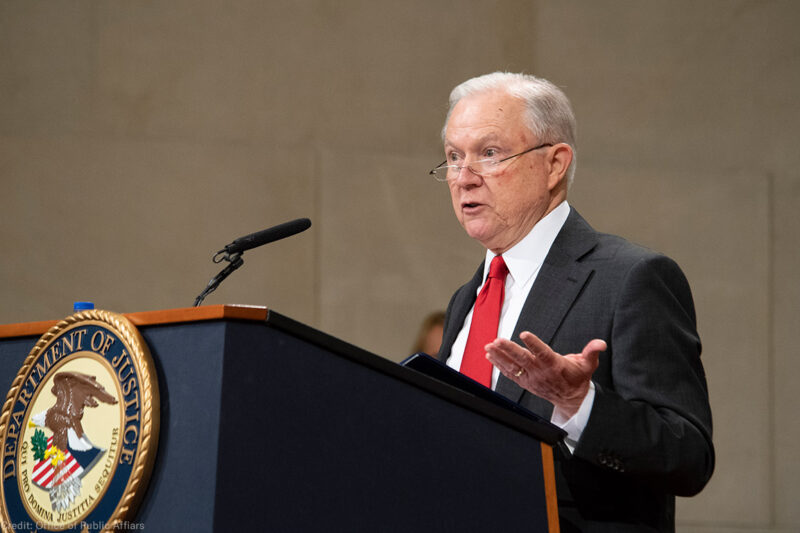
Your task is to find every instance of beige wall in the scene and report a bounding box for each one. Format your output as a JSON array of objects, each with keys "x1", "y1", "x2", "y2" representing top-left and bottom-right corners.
[{"x1": 1, "y1": 1, "x2": 798, "y2": 530}]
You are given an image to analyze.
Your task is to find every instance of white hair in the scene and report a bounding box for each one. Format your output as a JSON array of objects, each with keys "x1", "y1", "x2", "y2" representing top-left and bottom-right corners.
[{"x1": 443, "y1": 72, "x2": 578, "y2": 186}]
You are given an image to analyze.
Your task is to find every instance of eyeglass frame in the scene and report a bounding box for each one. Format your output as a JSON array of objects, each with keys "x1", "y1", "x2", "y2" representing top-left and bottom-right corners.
[{"x1": 428, "y1": 142, "x2": 554, "y2": 181}]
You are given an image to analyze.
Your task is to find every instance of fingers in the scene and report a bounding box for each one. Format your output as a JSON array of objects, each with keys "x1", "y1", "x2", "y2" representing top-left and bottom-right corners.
[
  {"x1": 485, "y1": 338, "x2": 531, "y2": 366},
  {"x1": 488, "y1": 353, "x2": 521, "y2": 379},
  {"x1": 484, "y1": 334, "x2": 608, "y2": 380},
  {"x1": 519, "y1": 331, "x2": 556, "y2": 363},
  {"x1": 520, "y1": 332, "x2": 606, "y2": 363},
  {"x1": 484, "y1": 339, "x2": 530, "y2": 378}
]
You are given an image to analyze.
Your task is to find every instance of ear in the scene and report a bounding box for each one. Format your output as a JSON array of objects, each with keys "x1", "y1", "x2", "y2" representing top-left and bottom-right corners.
[{"x1": 546, "y1": 143, "x2": 573, "y2": 190}]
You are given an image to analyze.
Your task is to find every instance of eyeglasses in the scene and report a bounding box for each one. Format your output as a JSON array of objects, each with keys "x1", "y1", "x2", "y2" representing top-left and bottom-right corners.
[{"x1": 428, "y1": 142, "x2": 553, "y2": 182}]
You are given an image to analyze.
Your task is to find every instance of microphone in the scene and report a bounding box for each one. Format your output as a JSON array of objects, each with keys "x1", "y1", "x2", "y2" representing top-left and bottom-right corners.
[
  {"x1": 194, "y1": 217, "x2": 312, "y2": 307},
  {"x1": 220, "y1": 218, "x2": 312, "y2": 255}
]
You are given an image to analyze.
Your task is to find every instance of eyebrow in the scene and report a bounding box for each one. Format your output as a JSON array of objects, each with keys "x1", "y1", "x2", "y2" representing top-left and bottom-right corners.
[{"x1": 445, "y1": 133, "x2": 504, "y2": 151}]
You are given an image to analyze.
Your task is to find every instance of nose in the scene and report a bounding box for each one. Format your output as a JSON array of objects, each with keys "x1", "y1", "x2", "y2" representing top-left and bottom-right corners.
[{"x1": 450, "y1": 161, "x2": 483, "y2": 186}]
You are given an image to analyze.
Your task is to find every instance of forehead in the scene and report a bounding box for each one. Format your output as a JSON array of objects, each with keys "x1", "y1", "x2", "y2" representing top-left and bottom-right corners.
[{"x1": 445, "y1": 90, "x2": 530, "y2": 147}]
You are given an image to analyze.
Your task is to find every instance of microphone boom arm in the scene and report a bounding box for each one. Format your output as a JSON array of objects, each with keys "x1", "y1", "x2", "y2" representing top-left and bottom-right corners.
[{"x1": 193, "y1": 252, "x2": 244, "y2": 307}]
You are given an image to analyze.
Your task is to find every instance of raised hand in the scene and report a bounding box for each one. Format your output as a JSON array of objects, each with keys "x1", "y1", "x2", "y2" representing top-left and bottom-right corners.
[{"x1": 485, "y1": 331, "x2": 606, "y2": 417}]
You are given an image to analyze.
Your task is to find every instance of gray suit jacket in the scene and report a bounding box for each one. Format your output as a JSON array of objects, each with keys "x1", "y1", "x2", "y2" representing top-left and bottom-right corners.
[{"x1": 439, "y1": 208, "x2": 714, "y2": 532}]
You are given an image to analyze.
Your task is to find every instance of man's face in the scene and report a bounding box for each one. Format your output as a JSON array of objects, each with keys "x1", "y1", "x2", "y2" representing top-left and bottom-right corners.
[{"x1": 444, "y1": 90, "x2": 557, "y2": 254}]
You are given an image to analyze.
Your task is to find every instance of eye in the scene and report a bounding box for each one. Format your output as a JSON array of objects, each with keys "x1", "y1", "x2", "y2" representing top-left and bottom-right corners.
[
  {"x1": 447, "y1": 152, "x2": 462, "y2": 164},
  {"x1": 484, "y1": 148, "x2": 499, "y2": 158}
]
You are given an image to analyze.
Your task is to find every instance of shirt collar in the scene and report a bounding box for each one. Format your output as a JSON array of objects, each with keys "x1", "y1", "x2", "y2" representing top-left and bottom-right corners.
[{"x1": 482, "y1": 200, "x2": 571, "y2": 286}]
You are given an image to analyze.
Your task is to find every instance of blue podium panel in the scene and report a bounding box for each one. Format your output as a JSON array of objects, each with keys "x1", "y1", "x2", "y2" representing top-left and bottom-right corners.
[
  {"x1": 213, "y1": 320, "x2": 551, "y2": 532},
  {"x1": 0, "y1": 335, "x2": 38, "y2": 393},
  {"x1": 0, "y1": 308, "x2": 558, "y2": 533}
]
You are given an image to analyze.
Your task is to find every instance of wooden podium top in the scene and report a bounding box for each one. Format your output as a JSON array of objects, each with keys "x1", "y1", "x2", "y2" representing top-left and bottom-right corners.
[{"x1": 0, "y1": 305, "x2": 269, "y2": 339}]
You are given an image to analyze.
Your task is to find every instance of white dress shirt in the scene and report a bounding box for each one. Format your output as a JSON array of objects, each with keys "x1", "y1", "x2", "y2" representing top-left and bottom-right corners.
[{"x1": 445, "y1": 200, "x2": 594, "y2": 452}]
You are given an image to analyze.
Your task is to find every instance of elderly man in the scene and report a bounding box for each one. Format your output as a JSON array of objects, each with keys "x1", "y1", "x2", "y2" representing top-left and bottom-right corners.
[{"x1": 433, "y1": 72, "x2": 714, "y2": 532}]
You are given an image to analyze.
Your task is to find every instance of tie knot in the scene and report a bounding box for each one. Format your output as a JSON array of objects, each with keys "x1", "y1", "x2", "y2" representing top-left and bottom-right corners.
[{"x1": 487, "y1": 255, "x2": 508, "y2": 280}]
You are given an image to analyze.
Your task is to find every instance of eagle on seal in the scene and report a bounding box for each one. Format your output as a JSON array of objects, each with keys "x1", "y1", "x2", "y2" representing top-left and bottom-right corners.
[
  {"x1": 35, "y1": 371, "x2": 118, "y2": 452},
  {"x1": 29, "y1": 371, "x2": 118, "y2": 510}
]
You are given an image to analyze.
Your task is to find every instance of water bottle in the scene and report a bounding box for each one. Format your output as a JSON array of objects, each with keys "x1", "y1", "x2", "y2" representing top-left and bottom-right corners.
[{"x1": 73, "y1": 301, "x2": 95, "y2": 313}]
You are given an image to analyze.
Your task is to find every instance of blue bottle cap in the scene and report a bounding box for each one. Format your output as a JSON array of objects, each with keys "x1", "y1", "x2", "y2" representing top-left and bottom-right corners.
[{"x1": 73, "y1": 301, "x2": 95, "y2": 311}]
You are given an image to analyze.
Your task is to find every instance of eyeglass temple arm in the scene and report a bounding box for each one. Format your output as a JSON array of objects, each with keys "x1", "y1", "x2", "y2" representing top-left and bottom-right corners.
[{"x1": 429, "y1": 161, "x2": 447, "y2": 175}]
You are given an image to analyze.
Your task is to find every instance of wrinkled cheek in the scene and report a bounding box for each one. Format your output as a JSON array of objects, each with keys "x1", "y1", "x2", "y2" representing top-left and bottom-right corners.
[{"x1": 450, "y1": 200, "x2": 466, "y2": 228}]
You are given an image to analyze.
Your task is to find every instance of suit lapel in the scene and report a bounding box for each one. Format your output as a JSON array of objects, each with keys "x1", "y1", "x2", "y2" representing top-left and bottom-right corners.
[
  {"x1": 495, "y1": 209, "x2": 599, "y2": 416},
  {"x1": 437, "y1": 262, "x2": 484, "y2": 362}
]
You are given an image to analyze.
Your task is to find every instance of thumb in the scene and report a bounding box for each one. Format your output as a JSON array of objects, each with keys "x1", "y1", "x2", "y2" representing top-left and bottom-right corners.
[{"x1": 581, "y1": 339, "x2": 606, "y2": 366}]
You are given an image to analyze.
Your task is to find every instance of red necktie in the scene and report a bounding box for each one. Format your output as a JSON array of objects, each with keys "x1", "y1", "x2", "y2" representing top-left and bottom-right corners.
[{"x1": 460, "y1": 255, "x2": 508, "y2": 386}]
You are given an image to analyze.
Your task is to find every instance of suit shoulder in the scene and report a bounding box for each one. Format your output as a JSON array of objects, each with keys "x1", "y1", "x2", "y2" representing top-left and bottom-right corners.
[
  {"x1": 590, "y1": 232, "x2": 680, "y2": 270},
  {"x1": 563, "y1": 209, "x2": 679, "y2": 271},
  {"x1": 586, "y1": 232, "x2": 696, "y2": 313}
]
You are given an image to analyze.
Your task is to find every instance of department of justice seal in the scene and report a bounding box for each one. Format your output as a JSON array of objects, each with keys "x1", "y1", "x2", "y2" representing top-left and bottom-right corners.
[{"x1": 0, "y1": 310, "x2": 159, "y2": 532}]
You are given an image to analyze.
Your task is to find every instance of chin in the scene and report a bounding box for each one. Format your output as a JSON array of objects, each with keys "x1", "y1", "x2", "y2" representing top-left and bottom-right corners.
[
  {"x1": 467, "y1": 230, "x2": 499, "y2": 250},
  {"x1": 460, "y1": 217, "x2": 494, "y2": 240},
  {"x1": 462, "y1": 223, "x2": 488, "y2": 242}
]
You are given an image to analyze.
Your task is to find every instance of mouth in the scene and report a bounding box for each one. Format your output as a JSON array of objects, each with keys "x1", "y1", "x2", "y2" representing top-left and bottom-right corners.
[{"x1": 462, "y1": 201, "x2": 483, "y2": 210}]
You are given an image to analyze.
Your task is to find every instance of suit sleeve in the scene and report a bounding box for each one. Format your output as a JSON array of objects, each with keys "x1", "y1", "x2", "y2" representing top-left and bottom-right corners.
[{"x1": 572, "y1": 253, "x2": 715, "y2": 496}]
